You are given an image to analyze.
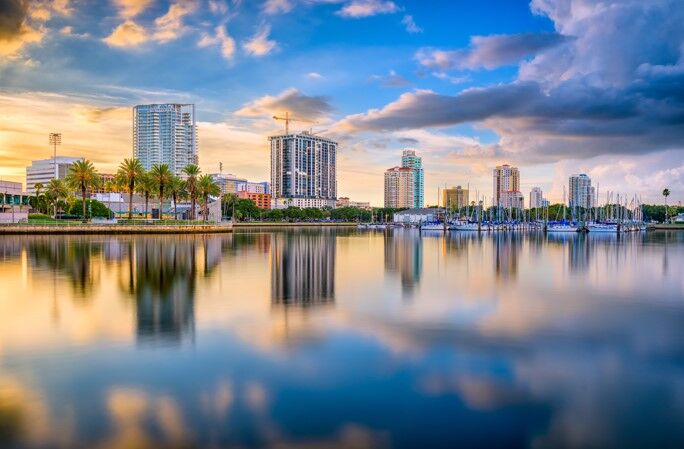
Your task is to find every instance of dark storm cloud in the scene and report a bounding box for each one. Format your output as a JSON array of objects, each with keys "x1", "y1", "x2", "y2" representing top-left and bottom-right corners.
[
  {"x1": 0, "y1": 0, "x2": 28, "y2": 40},
  {"x1": 416, "y1": 32, "x2": 571, "y2": 70},
  {"x1": 235, "y1": 88, "x2": 333, "y2": 121}
]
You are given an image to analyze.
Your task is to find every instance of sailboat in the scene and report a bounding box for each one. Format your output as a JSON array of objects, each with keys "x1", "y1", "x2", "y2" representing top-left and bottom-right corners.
[{"x1": 547, "y1": 187, "x2": 579, "y2": 232}]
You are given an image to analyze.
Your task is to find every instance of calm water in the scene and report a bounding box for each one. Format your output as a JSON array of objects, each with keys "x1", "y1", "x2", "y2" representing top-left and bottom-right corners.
[{"x1": 0, "y1": 229, "x2": 683, "y2": 449}]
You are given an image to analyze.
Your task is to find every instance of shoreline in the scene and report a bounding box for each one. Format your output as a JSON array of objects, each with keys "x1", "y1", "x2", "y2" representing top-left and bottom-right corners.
[{"x1": 0, "y1": 223, "x2": 234, "y2": 234}]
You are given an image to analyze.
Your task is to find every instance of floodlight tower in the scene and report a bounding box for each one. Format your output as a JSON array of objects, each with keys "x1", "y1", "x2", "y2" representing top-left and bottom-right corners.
[{"x1": 49, "y1": 133, "x2": 62, "y2": 179}]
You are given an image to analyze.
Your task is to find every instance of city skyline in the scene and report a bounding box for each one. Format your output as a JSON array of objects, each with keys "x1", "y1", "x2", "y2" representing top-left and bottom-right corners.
[{"x1": 1, "y1": 0, "x2": 683, "y2": 206}]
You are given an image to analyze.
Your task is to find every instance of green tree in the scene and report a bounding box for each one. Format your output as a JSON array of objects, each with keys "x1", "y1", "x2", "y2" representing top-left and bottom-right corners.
[
  {"x1": 197, "y1": 174, "x2": 220, "y2": 222},
  {"x1": 69, "y1": 199, "x2": 112, "y2": 218},
  {"x1": 34, "y1": 182, "x2": 44, "y2": 214},
  {"x1": 663, "y1": 188, "x2": 671, "y2": 223},
  {"x1": 66, "y1": 159, "x2": 100, "y2": 221},
  {"x1": 167, "y1": 175, "x2": 187, "y2": 220},
  {"x1": 182, "y1": 164, "x2": 201, "y2": 220},
  {"x1": 150, "y1": 163, "x2": 172, "y2": 219},
  {"x1": 135, "y1": 173, "x2": 156, "y2": 219},
  {"x1": 116, "y1": 158, "x2": 144, "y2": 220},
  {"x1": 45, "y1": 178, "x2": 69, "y2": 217}
]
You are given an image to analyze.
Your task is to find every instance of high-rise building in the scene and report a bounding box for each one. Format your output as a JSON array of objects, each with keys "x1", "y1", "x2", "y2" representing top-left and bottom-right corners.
[
  {"x1": 384, "y1": 166, "x2": 414, "y2": 208},
  {"x1": 210, "y1": 173, "x2": 247, "y2": 194},
  {"x1": 500, "y1": 190, "x2": 524, "y2": 209},
  {"x1": 133, "y1": 104, "x2": 197, "y2": 175},
  {"x1": 401, "y1": 150, "x2": 424, "y2": 208},
  {"x1": 442, "y1": 186, "x2": 469, "y2": 209},
  {"x1": 493, "y1": 164, "x2": 520, "y2": 207},
  {"x1": 25, "y1": 156, "x2": 80, "y2": 194},
  {"x1": 529, "y1": 187, "x2": 544, "y2": 209},
  {"x1": 269, "y1": 132, "x2": 337, "y2": 209},
  {"x1": 236, "y1": 181, "x2": 270, "y2": 195},
  {"x1": 569, "y1": 174, "x2": 593, "y2": 208}
]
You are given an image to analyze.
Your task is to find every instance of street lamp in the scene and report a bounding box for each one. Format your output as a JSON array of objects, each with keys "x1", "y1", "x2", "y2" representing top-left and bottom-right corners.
[{"x1": 49, "y1": 133, "x2": 62, "y2": 180}]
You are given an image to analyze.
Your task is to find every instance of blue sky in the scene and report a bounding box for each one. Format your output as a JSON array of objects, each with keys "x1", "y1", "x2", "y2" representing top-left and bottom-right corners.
[{"x1": 1, "y1": 0, "x2": 683, "y2": 205}]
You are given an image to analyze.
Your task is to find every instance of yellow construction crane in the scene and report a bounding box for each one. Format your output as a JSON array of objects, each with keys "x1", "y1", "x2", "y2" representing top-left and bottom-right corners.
[{"x1": 272, "y1": 112, "x2": 315, "y2": 134}]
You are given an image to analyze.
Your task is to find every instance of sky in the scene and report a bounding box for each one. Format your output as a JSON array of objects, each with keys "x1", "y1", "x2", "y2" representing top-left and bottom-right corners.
[{"x1": 0, "y1": 0, "x2": 683, "y2": 206}]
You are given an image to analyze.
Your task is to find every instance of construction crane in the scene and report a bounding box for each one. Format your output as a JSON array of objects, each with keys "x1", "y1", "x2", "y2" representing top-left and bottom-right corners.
[{"x1": 272, "y1": 112, "x2": 315, "y2": 134}]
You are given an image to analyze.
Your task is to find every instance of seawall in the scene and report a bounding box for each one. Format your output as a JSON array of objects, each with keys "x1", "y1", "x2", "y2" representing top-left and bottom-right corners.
[{"x1": 0, "y1": 224, "x2": 234, "y2": 234}]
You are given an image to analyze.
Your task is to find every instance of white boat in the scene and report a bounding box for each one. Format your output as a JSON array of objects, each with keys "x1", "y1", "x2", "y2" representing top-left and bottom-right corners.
[
  {"x1": 421, "y1": 222, "x2": 445, "y2": 231},
  {"x1": 586, "y1": 222, "x2": 619, "y2": 233},
  {"x1": 453, "y1": 222, "x2": 480, "y2": 231},
  {"x1": 547, "y1": 223, "x2": 579, "y2": 232}
]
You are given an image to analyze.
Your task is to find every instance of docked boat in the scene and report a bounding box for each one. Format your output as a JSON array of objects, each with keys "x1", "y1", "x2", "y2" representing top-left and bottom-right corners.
[
  {"x1": 421, "y1": 222, "x2": 445, "y2": 231},
  {"x1": 547, "y1": 222, "x2": 579, "y2": 232},
  {"x1": 586, "y1": 222, "x2": 619, "y2": 233},
  {"x1": 453, "y1": 222, "x2": 480, "y2": 231}
]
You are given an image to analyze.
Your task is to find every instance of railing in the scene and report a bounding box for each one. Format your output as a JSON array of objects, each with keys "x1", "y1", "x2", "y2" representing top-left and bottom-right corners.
[{"x1": 0, "y1": 219, "x2": 226, "y2": 227}]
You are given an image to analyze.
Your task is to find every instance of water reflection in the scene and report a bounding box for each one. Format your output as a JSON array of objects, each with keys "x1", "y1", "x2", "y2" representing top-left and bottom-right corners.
[
  {"x1": 0, "y1": 231, "x2": 682, "y2": 449},
  {"x1": 271, "y1": 230, "x2": 335, "y2": 307},
  {"x1": 384, "y1": 229, "x2": 423, "y2": 297}
]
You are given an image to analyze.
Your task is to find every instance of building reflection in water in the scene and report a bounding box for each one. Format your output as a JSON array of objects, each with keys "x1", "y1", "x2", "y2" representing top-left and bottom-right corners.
[
  {"x1": 494, "y1": 232, "x2": 521, "y2": 280},
  {"x1": 125, "y1": 236, "x2": 222, "y2": 346},
  {"x1": 271, "y1": 231, "x2": 335, "y2": 307},
  {"x1": 384, "y1": 229, "x2": 422, "y2": 298}
]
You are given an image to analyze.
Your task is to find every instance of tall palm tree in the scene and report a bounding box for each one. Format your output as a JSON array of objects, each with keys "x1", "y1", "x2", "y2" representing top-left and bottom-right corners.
[
  {"x1": 135, "y1": 173, "x2": 156, "y2": 219},
  {"x1": 150, "y1": 164, "x2": 173, "y2": 220},
  {"x1": 197, "y1": 174, "x2": 221, "y2": 222},
  {"x1": 45, "y1": 178, "x2": 68, "y2": 218},
  {"x1": 116, "y1": 158, "x2": 144, "y2": 220},
  {"x1": 66, "y1": 159, "x2": 99, "y2": 221},
  {"x1": 34, "y1": 182, "x2": 44, "y2": 214},
  {"x1": 182, "y1": 164, "x2": 201, "y2": 220},
  {"x1": 167, "y1": 175, "x2": 187, "y2": 220},
  {"x1": 663, "y1": 188, "x2": 671, "y2": 223}
]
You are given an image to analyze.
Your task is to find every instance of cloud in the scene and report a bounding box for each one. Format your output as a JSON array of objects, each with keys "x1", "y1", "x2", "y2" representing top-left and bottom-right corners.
[
  {"x1": 432, "y1": 71, "x2": 470, "y2": 85},
  {"x1": 338, "y1": 0, "x2": 684, "y2": 168},
  {"x1": 370, "y1": 69, "x2": 411, "y2": 87},
  {"x1": 401, "y1": 14, "x2": 421, "y2": 33},
  {"x1": 208, "y1": 0, "x2": 229, "y2": 15},
  {"x1": 152, "y1": 0, "x2": 199, "y2": 43},
  {"x1": 0, "y1": 0, "x2": 49, "y2": 57},
  {"x1": 306, "y1": 71, "x2": 324, "y2": 79},
  {"x1": 416, "y1": 32, "x2": 570, "y2": 70},
  {"x1": 263, "y1": 0, "x2": 294, "y2": 15},
  {"x1": 235, "y1": 88, "x2": 333, "y2": 121},
  {"x1": 112, "y1": 0, "x2": 153, "y2": 18},
  {"x1": 198, "y1": 24, "x2": 236, "y2": 60},
  {"x1": 336, "y1": 0, "x2": 400, "y2": 18},
  {"x1": 103, "y1": 20, "x2": 148, "y2": 48},
  {"x1": 242, "y1": 24, "x2": 277, "y2": 57}
]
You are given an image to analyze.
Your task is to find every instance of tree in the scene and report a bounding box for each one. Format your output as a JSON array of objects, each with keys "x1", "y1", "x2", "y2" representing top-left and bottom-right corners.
[
  {"x1": 116, "y1": 158, "x2": 144, "y2": 220},
  {"x1": 135, "y1": 173, "x2": 156, "y2": 219},
  {"x1": 66, "y1": 159, "x2": 99, "y2": 221},
  {"x1": 167, "y1": 175, "x2": 187, "y2": 220},
  {"x1": 69, "y1": 199, "x2": 112, "y2": 218},
  {"x1": 103, "y1": 179, "x2": 116, "y2": 219},
  {"x1": 34, "y1": 182, "x2": 44, "y2": 214},
  {"x1": 45, "y1": 178, "x2": 68, "y2": 217},
  {"x1": 663, "y1": 188, "x2": 671, "y2": 223},
  {"x1": 197, "y1": 174, "x2": 220, "y2": 222},
  {"x1": 150, "y1": 163, "x2": 172, "y2": 220},
  {"x1": 183, "y1": 164, "x2": 201, "y2": 220}
]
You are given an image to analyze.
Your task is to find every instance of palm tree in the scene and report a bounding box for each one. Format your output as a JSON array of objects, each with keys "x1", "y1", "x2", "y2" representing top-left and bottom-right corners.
[
  {"x1": 197, "y1": 174, "x2": 221, "y2": 222},
  {"x1": 116, "y1": 158, "x2": 144, "y2": 220},
  {"x1": 150, "y1": 164, "x2": 172, "y2": 220},
  {"x1": 66, "y1": 159, "x2": 99, "y2": 221},
  {"x1": 34, "y1": 182, "x2": 44, "y2": 214},
  {"x1": 104, "y1": 180, "x2": 116, "y2": 219},
  {"x1": 135, "y1": 173, "x2": 156, "y2": 220},
  {"x1": 167, "y1": 175, "x2": 187, "y2": 220},
  {"x1": 182, "y1": 164, "x2": 201, "y2": 220},
  {"x1": 45, "y1": 178, "x2": 68, "y2": 218},
  {"x1": 663, "y1": 188, "x2": 671, "y2": 223}
]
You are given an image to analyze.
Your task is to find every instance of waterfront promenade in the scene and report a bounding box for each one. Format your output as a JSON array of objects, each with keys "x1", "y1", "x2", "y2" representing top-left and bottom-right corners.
[{"x1": 0, "y1": 222, "x2": 234, "y2": 234}]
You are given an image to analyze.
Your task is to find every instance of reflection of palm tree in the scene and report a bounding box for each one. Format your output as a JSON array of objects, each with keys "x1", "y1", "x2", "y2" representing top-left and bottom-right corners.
[{"x1": 663, "y1": 188, "x2": 670, "y2": 223}]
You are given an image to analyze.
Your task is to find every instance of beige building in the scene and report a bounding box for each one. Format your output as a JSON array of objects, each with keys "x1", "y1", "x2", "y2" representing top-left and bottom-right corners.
[
  {"x1": 442, "y1": 186, "x2": 469, "y2": 209},
  {"x1": 493, "y1": 164, "x2": 520, "y2": 207},
  {"x1": 384, "y1": 167, "x2": 414, "y2": 208}
]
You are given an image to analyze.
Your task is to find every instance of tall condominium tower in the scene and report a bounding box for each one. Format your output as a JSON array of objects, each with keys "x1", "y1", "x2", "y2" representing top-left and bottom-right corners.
[
  {"x1": 529, "y1": 187, "x2": 544, "y2": 209},
  {"x1": 269, "y1": 132, "x2": 337, "y2": 209},
  {"x1": 569, "y1": 174, "x2": 594, "y2": 209},
  {"x1": 133, "y1": 104, "x2": 197, "y2": 175},
  {"x1": 442, "y1": 185, "x2": 469, "y2": 209},
  {"x1": 384, "y1": 166, "x2": 415, "y2": 208},
  {"x1": 401, "y1": 150, "x2": 424, "y2": 208},
  {"x1": 493, "y1": 164, "x2": 520, "y2": 207}
]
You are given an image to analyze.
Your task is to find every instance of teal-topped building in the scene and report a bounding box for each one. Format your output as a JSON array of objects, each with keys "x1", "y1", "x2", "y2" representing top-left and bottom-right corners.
[{"x1": 401, "y1": 149, "x2": 424, "y2": 209}]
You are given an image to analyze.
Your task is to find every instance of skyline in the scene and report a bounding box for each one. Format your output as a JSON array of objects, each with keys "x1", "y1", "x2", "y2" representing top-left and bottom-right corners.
[{"x1": 1, "y1": 0, "x2": 683, "y2": 206}]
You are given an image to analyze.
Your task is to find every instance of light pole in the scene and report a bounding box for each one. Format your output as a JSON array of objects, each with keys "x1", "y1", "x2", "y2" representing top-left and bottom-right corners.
[{"x1": 49, "y1": 133, "x2": 62, "y2": 180}]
